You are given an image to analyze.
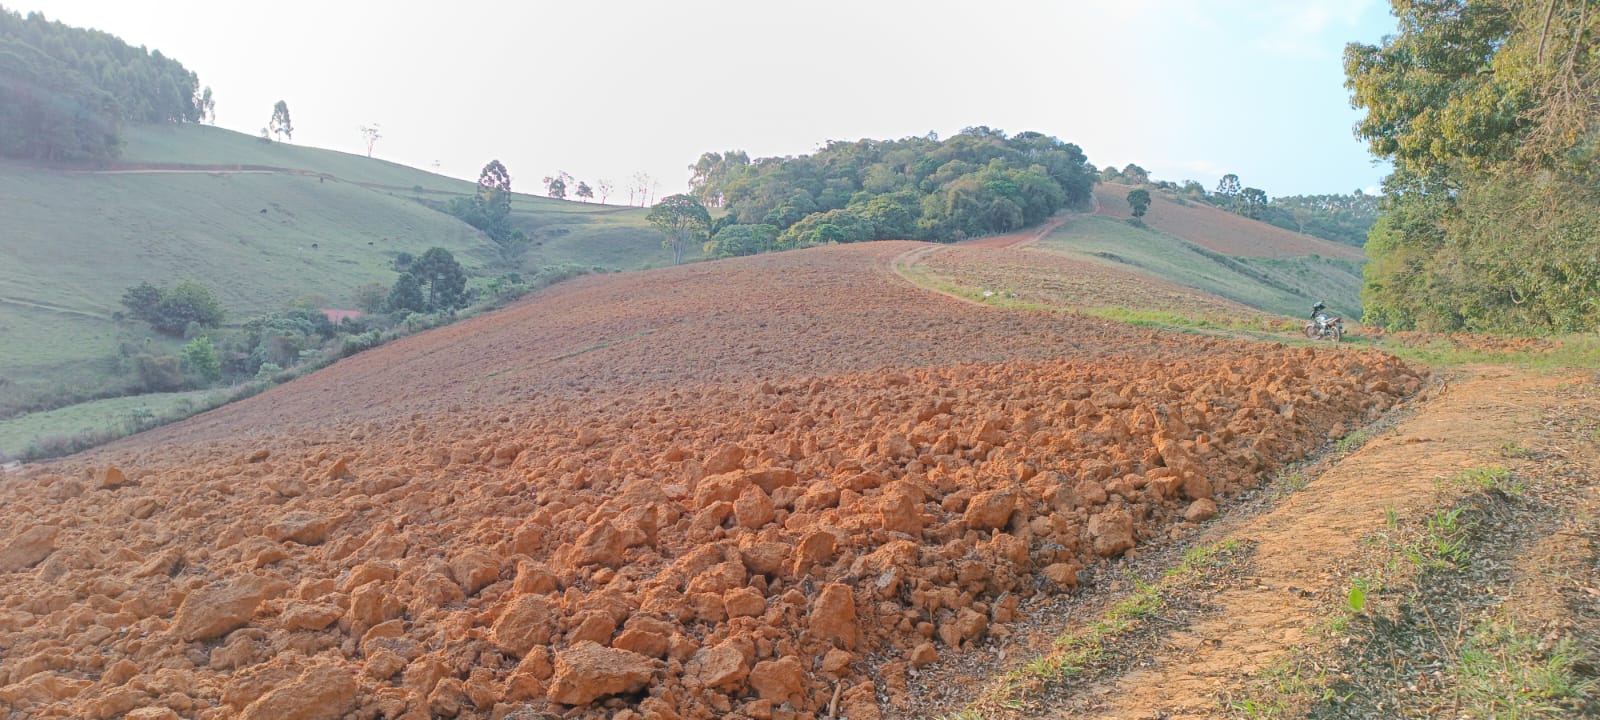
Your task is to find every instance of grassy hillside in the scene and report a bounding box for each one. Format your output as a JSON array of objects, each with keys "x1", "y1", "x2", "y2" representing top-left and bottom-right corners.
[
  {"x1": 0, "y1": 124, "x2": 676, "y2": 431},
  {"x1": 1038, "y1": 214, "x2": 1364, "y2": 319},
  {"x1": 118, "y1": 125, "x2": 476, "y2": 192},
  {"x1": 119, "y1": 125, "x2": 680, "y2": 270},
  {"x1": 504, "y1": 193, "x2": 692, "y2": 270}
]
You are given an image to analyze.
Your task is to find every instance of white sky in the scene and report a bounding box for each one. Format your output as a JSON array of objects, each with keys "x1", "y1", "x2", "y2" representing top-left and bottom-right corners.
[{"x1": 15, "y1": 0, "x2": 1396, "y2": 198}]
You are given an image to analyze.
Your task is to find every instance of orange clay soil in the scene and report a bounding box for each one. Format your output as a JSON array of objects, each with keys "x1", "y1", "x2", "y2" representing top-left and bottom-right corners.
[
  {"x1": 0, "y1": 242, "x2": 1422, "y2": 720},
  {"x1": 914, "y1": 243, "x2": 1264, "y2": 320}
]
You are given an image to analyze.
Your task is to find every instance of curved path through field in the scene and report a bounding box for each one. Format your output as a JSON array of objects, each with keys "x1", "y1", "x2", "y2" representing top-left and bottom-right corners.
[
  {"x1": 1058, "y1": 368, "x2": 1538, "y2": 717},
  {"x1": 886, "y1": 214, "x2": 1072, "y2": 307},
  {"x1": 0, "y1": 295, "x2": 108, "y2": 320},
  {"x1": 903, "y1": 365, "x2": 1600, "y2": 719}
]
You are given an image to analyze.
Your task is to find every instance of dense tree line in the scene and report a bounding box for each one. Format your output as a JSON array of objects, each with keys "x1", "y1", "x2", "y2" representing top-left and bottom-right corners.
[
  {"x1": 1347, "y1": 0, "x2": 1600, "y2": 333},
  {"x1": 1257, "y1": 192, "x2": 1378, "y2": 247},
  {"x1": 690, "y1": 127, "x2": 1096, "y2": 257},
  {"x1": 0, "y1": 6, "x2": 205, "y2": 160}
]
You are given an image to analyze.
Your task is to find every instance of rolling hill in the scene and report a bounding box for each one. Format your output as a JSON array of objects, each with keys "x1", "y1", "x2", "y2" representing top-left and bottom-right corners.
[
  {"x1": 0, "y1": 124, "x2": 675, "y2": 425},
  {"x1": 1070, "y1": 183, "x2": 1365, "y2": 318},
  {"x1": 0, "y1": 134, "x2": 1362, "y2": 459},
  {"x1": 904, "y1": 185, "x2": 1367, "y2": 323}
]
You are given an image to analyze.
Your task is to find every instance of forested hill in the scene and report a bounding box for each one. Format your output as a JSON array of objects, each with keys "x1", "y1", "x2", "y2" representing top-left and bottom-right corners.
[
  {"x1": 690, "y1": 128, "x2": 1097, "y2": 257},
  {"x1": 0, "y1": 6, "x2": 207, "y2": 160}
]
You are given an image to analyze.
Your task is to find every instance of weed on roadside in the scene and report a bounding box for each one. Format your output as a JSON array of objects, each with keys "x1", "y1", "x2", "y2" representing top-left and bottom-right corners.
[{"x1": 949, "y1": 539, "x2": 1253, "y2": 719}]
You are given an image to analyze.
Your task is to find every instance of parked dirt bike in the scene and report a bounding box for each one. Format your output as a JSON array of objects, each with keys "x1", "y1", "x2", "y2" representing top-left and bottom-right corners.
[{"x1": 1303, "y1": 311, "x2": 1344, "y2": 342}]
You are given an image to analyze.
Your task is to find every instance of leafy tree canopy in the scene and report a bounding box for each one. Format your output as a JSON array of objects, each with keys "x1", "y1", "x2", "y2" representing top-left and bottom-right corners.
[
  {"x1": 120, "y1": 279, "x2": 226, "y2": 336},
  {"x1": 693, "y1": 127, "x2": 1095, "y2": 251},
  {"x1": 1346, "y1": 0, "x2": 1600, "y2": 333},
  {"x1": 0, "y1": 7, "x2": 206, "y2": 160},
  {"x1": 447, "y1": 159, "x2": 521, "y2": 260},
  {"x1": 1127, "y1": 188, "x2": 1151, "y2": 218},
  {"x1": 410, "y1": 247, "x2": 469, "y2": 312},
  {"x1": 269, "y1": 100, "x2": 292, "y2": 141},
  {"x1": 647, "y1": 194, "x2": 711, "y2": 265}
]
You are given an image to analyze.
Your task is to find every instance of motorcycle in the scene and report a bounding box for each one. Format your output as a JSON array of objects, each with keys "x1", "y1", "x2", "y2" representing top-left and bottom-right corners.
[{"x1": 1303, "y1": 303, "x2": 1343, "y2": 342}]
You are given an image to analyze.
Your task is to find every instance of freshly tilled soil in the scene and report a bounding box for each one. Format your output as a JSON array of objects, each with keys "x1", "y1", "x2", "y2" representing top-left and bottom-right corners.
[{"x1": 0, "y1": 242, "x2": 1420, "y2": 720}]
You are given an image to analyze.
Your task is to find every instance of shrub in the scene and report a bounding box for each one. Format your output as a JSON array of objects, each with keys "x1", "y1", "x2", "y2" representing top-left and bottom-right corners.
[
  {"x1": 120, "y1": 282, "x2": 163, "y2": 322},
  {"x1": 339, "y1": 329, "x2": 384, "y2": 357},
  {"x1": 254, "y1": 362, "x2": 282, "y2": 382},
  {"x1": 148, "y1": 280, "x2": 226, "y2": 336},
  {"x1": 180, "y1": 337, "x2": 222, "y2": 383},
  {"x1": 351, "y1": 281, "x2": 389, "y2": 314},
  {"x1": 133, "y1": 354, "x2": 185, "y2": 392}
]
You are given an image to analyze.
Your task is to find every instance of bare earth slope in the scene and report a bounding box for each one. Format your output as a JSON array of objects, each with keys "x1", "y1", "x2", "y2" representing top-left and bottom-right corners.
[
  {"x1": 123, "y1": 242, "x2": 1222, "y2": 442},
  {"x1": 1094, "y1": 184, "x2": 1363, "y2": 260},
  {"x1": 0, "y1": 241, "x2": 1422, "y2": 720}
]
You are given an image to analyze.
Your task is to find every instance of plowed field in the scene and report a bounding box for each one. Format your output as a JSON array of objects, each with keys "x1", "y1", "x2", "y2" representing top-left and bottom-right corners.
[
  {"x1": 912, "y1": 244, "x2": 1262, "y2": 320},
  {"x1": 1094, "y1": 184, "x2": 1363, "y2": 260},
  {"x1": 0, "y1": 241, "x2": 1423, "y2": 720}
]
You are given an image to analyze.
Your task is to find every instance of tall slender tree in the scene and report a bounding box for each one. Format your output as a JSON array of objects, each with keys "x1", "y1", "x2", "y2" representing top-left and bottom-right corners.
[
  {"x1": 269, "y1": 100, "x2": 292, "y2": 141},
  {"x1": 197, "y1": 86, "x2": 214, "y2": 124},
  {"x1": 360, "y1": 124, "x2": 381, "y2": 157}
]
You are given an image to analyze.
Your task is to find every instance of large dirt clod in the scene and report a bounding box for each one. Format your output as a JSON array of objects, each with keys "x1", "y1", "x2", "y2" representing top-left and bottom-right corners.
[{"x1": 546, "y1": 642, "x2": 656, "y2": 705}]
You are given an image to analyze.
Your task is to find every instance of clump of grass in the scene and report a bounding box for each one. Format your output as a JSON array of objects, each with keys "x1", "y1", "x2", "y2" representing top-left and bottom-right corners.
[
  {"x1": 1442, "y1": 465, "x2": 1526, "y2": 496},
  {"x1": 1455, "y1": 619, "x2": 1596, "y2": 717},
  {"x1": 1226, "y1": 656, "x2": 1335, "y2": 718},
  {"x1": 1333, "y1": 429, "x2": 1370, "y2": 454},
  {"x1": 1498, "y1": 441, "x2": 1535, "y2": 458},
  {"x1": 1272, "y1": 471, "x2": 1310, "y2": 499},
  {"x1": 952, "y1": 539, "x2": 1249, "y2": 718}
]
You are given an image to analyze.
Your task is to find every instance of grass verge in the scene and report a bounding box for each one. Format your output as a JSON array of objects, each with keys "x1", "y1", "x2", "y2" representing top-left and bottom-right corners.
[
  {"x1": 1224, "y1": 463, "x2": 1598, "y2": 718},
  {"x1": 944, "y1": 539, "x2": 1253, "y2": 719}
]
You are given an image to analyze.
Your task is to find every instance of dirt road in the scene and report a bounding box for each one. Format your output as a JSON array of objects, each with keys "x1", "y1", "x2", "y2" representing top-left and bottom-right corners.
[{"x1": 915, "y1": 365, "x2": 1600, "y2": 718}]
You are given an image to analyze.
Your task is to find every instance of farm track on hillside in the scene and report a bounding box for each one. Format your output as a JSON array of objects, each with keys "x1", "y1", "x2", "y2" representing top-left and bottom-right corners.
[
  {"x1": 68, "y1": 163, "x2": 645, "y2": 209},
  {"x1": 0, "y1": 242, "x2": 1427, "y2": 720},
  {"x1": 0, "y1": 296, "x2": 108, "y2": 320}
]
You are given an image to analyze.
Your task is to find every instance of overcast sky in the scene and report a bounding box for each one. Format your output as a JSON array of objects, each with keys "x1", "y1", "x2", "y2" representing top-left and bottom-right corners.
[{"x1": 19, "y1": 0, "x2": 1397, "y2": 199}]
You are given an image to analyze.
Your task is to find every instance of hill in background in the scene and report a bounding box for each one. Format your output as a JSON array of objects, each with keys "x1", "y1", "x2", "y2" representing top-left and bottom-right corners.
[
  {"x1": 1077, "y1": 183, "x2": 1364, "y2": 319},
  {"x1": 0, "y1": 123, "x2": 670, "y2": 428}
]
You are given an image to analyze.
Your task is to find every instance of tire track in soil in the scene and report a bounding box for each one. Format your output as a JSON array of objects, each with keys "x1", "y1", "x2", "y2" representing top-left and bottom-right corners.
[
  {"x1": 886, "y1": 214, "x2": 1070, "y2": 307},
  {"x1": 1030, "y1": 367, "x2": 1579, "y2": 719}
]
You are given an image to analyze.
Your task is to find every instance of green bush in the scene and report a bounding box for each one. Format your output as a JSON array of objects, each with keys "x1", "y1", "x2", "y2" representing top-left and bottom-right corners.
[
  {"x1": 180, "y1": 337, "x2": 222, "y2": 383},
  {"x1": 120, "y1": 280, "x2": 227, "y2": 336},
  {"x1": 351, "y1": 281, "x2": 389, "y2": 314},
  {"x1": 133, "y1": 354, "x2": 185, "y2": 392},
  {"x1": 339, "y1": 329, "x2": 384, "y2": 357},
  {"x1": 254, "y1": 362, "x2": 282, "y2": 382}
]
